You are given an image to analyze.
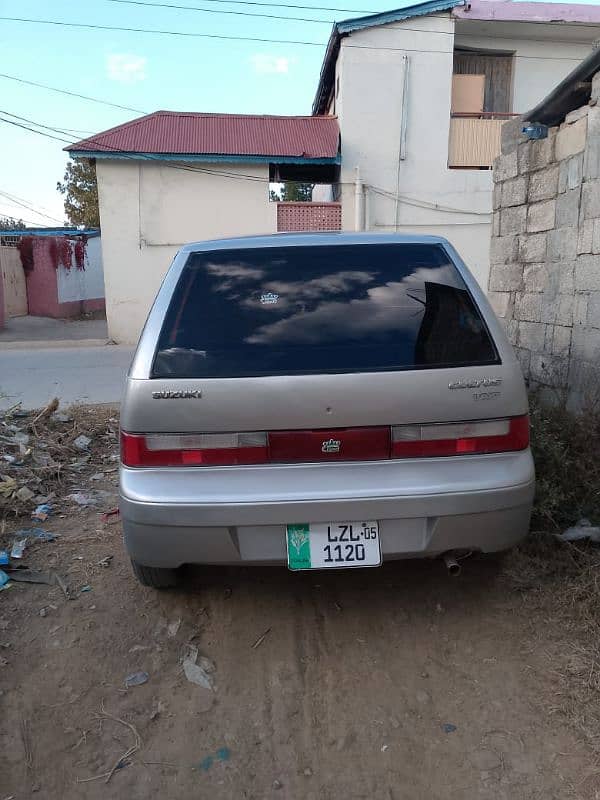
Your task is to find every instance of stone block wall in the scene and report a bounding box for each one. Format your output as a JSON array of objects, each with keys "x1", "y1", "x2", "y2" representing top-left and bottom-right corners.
[{"x1": 489, "y1": 71, "x2": 600, "y2": 411}]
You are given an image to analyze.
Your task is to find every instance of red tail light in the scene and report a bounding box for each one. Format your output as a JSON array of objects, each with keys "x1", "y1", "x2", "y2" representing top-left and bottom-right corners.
[
  {"x1": 391, "y1": 415, "x2": 529, "y2": 458},
  {"x1": 121, "y1": 415, "x2": 529, "y2": 467},
  {"x1": 121, "y1": 431, "x2": 268, "y2": 467}
]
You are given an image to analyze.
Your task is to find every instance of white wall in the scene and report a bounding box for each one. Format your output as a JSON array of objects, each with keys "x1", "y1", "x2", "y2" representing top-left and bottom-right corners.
[
  {"x1": 454, "y1": 21, "x2": 594, "y2": 114},
  {"x1": 336, "y1": 15, "x2": 597, "y2": 289},
  {"x1": 57, "y1": 236, "x2": 104, "y2": 303},
  {"x1": 96, "y1": 160, "x2": 275, "y2": 344}
]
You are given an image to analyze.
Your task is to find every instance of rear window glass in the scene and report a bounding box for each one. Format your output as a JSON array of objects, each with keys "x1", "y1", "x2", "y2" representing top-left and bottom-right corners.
[{"x1": 152, "y1": 243, "x2": 499, "y2": 379}]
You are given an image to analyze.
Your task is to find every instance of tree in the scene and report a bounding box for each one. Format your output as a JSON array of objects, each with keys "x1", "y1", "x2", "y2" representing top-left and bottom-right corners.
[
  {"x1": 57, "y1": 158, "x2": 100, "y2": 227},
  {"x1": 270, "y1": 182, "x2": 314, "y2": 202},
  {"x1": 0, "y1": 216, "x2": 26, "y2": 230}
]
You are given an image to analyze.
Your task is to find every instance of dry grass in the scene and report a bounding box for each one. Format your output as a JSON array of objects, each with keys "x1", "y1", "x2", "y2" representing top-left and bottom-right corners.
[{"x1": 507, "y1": 396, "x2": 600, "y2": 750}]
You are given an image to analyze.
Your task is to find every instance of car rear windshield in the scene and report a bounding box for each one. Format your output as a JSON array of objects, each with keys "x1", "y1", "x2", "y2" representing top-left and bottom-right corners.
[{"x1": 152, "y1": 243, "x2": 499, "y2": 379}]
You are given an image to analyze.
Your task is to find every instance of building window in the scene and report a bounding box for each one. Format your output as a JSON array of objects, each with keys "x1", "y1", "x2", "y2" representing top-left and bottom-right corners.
[
  {"x1": 448, "y1": 49, "x2": 516, "y2": 169},
  {"x1": 453, "y1": 49, "x2": 513, "y2": 113}
]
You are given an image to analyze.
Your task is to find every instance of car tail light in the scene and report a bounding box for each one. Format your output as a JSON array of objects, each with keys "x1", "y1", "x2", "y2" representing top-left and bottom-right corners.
[
  {"x1": 391, "y1": 415, "x2": 529, "y2": 458},
  {"x1": 120, "y1": 431, "x2": 268, "y2": 467},
  {"x1": 121, "y1": 415, "x2": 529, "y2": 467}
]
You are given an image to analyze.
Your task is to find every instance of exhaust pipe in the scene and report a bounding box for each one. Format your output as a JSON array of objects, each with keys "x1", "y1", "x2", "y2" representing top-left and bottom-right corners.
[{"x1": 443, "y1": 553, "x2": 462, "y2": 577}]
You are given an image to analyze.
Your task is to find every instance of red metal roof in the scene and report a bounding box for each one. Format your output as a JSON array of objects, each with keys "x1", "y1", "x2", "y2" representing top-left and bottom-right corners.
[{"x1": 67, "y1": 111, "x2": 339, "y2": 160}]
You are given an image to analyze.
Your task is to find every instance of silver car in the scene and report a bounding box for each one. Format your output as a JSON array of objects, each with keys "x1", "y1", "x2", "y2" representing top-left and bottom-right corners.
[{"x1": 120, "y1": 233, "x2": 534, "y2": 588}]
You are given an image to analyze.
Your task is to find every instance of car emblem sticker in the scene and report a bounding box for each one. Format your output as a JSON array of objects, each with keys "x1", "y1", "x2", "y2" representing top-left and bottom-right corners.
[{"x1": 321, "y1": 438, "x2": 341, "y2": 454}]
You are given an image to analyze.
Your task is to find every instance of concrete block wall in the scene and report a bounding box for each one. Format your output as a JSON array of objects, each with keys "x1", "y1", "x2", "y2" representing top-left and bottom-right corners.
[{"x1": 489, "y1": 74, "x2": 600, "y2": 411}]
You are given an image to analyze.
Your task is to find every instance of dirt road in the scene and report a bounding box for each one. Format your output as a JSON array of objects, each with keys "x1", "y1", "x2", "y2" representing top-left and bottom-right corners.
[{"x1": 1, "y1": 490, "x2": 597, "y2": 800}]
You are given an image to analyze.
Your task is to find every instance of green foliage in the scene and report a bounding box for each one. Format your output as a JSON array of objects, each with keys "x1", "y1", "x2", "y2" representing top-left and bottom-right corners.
[
  {"x1": 57, "y1": 158, "x2": 100, "y2": 227},
  {"x1": 0, "y1": 216, "x2": 25, "y2": 230},
  {"x1": 270, "y1": 182, "x2": 314, "y2": 202},
  {"x1": 529, "y1": 397, "x2": 600, "y2": 531}
]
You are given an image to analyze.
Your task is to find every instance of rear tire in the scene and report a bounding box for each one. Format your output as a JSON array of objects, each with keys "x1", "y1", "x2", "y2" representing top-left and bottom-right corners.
[{"x1": 130, "y1": 559, "x2": 180, "y2": 589}]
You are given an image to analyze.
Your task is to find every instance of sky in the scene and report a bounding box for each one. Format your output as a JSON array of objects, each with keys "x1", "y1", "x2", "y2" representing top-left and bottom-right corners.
[{"x1": 0, "y1": 0, "x2": 598, "y2": 226}]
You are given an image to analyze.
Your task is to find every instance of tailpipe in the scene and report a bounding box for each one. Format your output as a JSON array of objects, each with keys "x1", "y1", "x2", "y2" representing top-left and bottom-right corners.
[{"x1": 443, "y1": 553, "x2": 462, "y2": 577}]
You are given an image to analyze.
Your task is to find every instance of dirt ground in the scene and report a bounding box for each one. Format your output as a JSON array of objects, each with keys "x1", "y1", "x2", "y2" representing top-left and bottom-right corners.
[{"x1": 1, "y1": 408, "x2": 599, "y2": 799}]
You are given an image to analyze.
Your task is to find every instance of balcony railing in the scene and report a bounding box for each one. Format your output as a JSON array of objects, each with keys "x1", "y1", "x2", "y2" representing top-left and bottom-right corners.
[
  {"x1": 276, "y1": 201, "x2": 342, "y2": 232},
  {"x1": 448, "y1": 112, "x2": 519, "y2": 169}
]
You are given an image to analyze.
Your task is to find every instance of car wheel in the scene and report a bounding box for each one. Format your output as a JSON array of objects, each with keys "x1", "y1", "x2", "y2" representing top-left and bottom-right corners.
[{"x1": 130, "y1": 559, "x2": 180, "y2": 589}]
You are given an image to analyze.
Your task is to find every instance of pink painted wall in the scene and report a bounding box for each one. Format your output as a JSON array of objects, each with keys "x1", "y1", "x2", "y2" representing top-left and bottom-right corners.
[
  {"x1": 25, "y1": 239, "x2": 60, "y2": 317},
  {"x1": 452, "y1": 0, "x2": 600, "y2": 23},
  {"x1": 25, "y1": 237, "x2": 105, "y2": 319}
]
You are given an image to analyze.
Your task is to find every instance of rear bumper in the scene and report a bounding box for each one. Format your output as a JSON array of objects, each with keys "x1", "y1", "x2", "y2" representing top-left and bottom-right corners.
[{"x1": 120, "y1": 451, "x2": 535, "y2": 568}]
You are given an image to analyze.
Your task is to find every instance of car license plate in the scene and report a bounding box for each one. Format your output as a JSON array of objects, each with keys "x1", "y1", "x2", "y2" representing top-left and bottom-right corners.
[{"x1": 286, "y1": 521, "x2": 381, "y2": 571}]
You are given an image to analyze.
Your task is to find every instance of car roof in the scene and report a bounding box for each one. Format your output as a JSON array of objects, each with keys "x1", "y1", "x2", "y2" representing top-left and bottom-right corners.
[{"x1": 179, "y1": 232, "x2": 451, "y2": 254}]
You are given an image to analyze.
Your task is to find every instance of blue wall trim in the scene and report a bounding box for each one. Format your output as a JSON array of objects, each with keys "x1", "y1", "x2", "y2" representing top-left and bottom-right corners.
[
  {"x1": 0, "y1": 227, "x2": 100, "y2": 237},
  {"x1": 337, "y1": 0, "x2": 463, "y2": 34},
  {"x1": 68, "y1": 150, "x2": 340, "y2": 166}
]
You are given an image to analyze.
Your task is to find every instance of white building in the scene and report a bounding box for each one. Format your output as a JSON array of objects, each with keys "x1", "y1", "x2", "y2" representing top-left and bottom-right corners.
[
  {"x1": 70, "y1": 0, "x2": 600, "y2": 344},
  {"x1": 312, "y1": 0, "x2": 600, "y2": 289},
  {"x1": 67, "y1": 114, "x2": 340, "y2": 343}
]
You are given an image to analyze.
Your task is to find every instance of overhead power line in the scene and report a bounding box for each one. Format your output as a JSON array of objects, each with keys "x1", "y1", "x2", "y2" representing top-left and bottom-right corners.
[
  {"x1": 0, "y1": 15, "x2": 327, "y2": 45},
  {"x1": 0, "y1": 16, "x2": 597, "y2": 59},
  {"x1": 0, "y1": 112, "x2": 273, "y2": 184},
  {"x1": 107, "y1": 0, "x2": 377, "y2": 12},
  {"x1": 0, "y1": 190, "x2": 63, "y2": 223},
  {"x1": 0, "y1": 110, "x2": 95, "y2": 138},
  {"x1": 105, "y1": 0, "x2": 336, "y2": 24},
  {"x1": 0, "y1": 72, "x2": 146, "y2": 114},
  {"x1": 0, "y1": 110, "x2": 494, "y2": 217},
  {"x1": 0, "y1": 114, "x2": 73, "y2": 143},
  {"x1": 0, "y1": 188, "x2": 64, "y2": 218},
  {"x1": 0, "y1": 212, "x2": 53, "y2": 227}
]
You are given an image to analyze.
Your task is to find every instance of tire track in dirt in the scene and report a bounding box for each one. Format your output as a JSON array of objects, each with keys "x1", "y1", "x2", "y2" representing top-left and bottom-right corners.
[{"x1": 0, "y1": 534, "x2": 596, "y2": 800}]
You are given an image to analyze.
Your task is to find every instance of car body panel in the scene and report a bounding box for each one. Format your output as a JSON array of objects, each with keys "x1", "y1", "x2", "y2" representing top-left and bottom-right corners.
[{"x1": 119, "y1": 233, "x2": 534, "y2": 571}]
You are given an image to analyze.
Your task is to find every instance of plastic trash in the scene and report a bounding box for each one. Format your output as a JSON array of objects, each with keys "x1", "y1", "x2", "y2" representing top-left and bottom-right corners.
[
  {"x1": 10, "y1": 538, "x2": 27, "y2": 559},
  {"x1": 31, "y1": 529, "x2": 57, "y2": 542},
  {"x1": 556, "y1": 518, "x2": 600, "y2": 543},
  {"x1": 125, "y1": 671, "x2": 149, "y2": 688},
  {"x1": 195, "y1": 747, "x2": 231, "y2": 772},
  {"x1": 14, "y1": 528, "x2": 57, "y2": 543},
  {"x1": 5, "y1": 569, "x2": 69, "y2": 596},
  {"x1": 0, "y1": 551, "x2": 9, "y2": 565},
  {"x1": 15, "y1": 486, "x2": 35, "y2": 502},
  {"x1": 73, "y1": 434, "x2": 92, "y2": 451},
  {"x1": 0, "y1": 476, "x2": 17, "y2": 497},
  {"x1": 0, "y1": 569, "x2": 9, "y2": 587},
  {"x1": 101, "y1": 508, "x2": 120, "y2": 525},
  {"x1": 32, "y1": 503, "x2": 53, "y2": 522},
  {"x1": 182, "y1": 644, "x2": 214, "y2": 690},
  {"x1": 66, "y1": 493, "x2": 97, "y2": 507},
  {"x1": 442, "y1": 723, "x2": 457, "y2": 734}
]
